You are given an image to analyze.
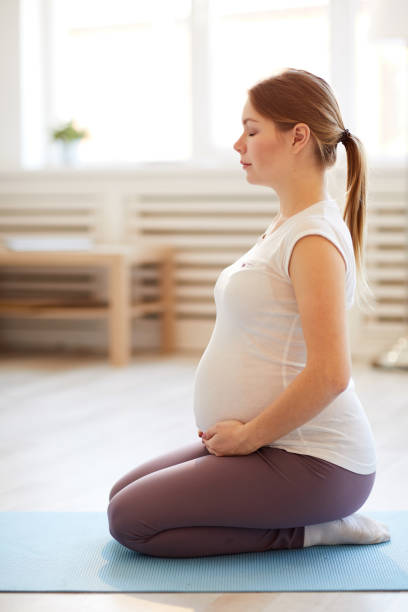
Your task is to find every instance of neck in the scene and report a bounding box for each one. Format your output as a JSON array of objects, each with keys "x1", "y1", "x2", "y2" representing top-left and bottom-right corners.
[{"x1": 276, "y1": 170, "x2": 330, "y2": 219}]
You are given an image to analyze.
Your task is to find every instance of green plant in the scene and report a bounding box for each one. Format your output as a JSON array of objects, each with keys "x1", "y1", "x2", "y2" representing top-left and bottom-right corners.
[{"x1": 52, "y1": 120, "x2": 88, "y2": 143}]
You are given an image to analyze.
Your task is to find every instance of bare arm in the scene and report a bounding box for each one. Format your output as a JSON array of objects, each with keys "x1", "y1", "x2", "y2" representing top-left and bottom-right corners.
[{"x1": 244, "y1": 233, "x2": 352, "y2": 450}]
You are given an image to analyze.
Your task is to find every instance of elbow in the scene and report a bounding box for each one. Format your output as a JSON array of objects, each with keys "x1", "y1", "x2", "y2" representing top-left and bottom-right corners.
[
  {"x1": 328, "y1": 369, "x2": 351, "y2": 394},
  {"x1": 308, "y1": 364, "x2": 351, "y2": 395},
  {"x1": 332, "y1": 375, "x2": 350, "y2": 394}
]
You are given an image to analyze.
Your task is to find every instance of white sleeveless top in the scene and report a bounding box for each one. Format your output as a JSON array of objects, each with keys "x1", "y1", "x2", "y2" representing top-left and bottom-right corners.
[{"x1": 193, "y1": 198, "x2": 377, "y2": 474}]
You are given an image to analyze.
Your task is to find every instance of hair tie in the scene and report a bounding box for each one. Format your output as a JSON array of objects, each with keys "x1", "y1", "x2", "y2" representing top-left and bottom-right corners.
[{"x1": 339, "y1": 128, "x2": 351, "y2": 144}]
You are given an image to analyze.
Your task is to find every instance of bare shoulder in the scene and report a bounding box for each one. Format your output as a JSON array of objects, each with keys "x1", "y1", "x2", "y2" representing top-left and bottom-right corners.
[{"x1": 288, "y1": 233, "x2": 346, "y2": 279}]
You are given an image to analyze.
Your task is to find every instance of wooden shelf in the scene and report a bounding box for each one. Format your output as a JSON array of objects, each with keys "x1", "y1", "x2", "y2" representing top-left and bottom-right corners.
[
  {"x1": 0, "y1": 244, "x2": 175, "y2": 366},
  {"x1": 0, "y1": 300, "x2": 166, "y2": 319}
]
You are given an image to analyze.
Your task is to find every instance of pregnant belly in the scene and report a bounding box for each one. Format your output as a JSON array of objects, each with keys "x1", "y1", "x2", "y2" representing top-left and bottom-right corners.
[{"x1": 193, "y1": 350, "x2": 286, "y2": 431}]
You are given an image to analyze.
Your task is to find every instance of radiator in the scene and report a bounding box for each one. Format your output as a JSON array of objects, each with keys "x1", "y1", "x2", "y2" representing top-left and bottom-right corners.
[
  {"x1": 363, "y1": 167, "x2": 408, "y2": 356},
  {"x1": 0, "y1": 168, "x2": 406, "y2": 358}
]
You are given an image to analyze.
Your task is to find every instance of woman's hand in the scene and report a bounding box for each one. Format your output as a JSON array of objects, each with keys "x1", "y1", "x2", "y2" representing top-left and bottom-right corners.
[{"x1": 197, "y1": 420, "x2": 257, "y2": 456}]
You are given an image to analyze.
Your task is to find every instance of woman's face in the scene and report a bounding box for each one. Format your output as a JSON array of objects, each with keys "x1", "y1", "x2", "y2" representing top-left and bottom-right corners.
[{"x1": 233, "y1": 98, "x2": 293, "y2": 190}]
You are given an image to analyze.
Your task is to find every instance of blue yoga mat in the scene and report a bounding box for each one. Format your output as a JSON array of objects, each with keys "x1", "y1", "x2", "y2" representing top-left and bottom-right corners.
[{"x1": 0, "y1": 510, "x2": 406, "y2": 592}]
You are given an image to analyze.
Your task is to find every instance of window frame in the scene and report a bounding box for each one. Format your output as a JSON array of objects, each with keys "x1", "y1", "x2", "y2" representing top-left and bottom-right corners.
[{"x1": 27, "y1": 0, "x2": 405, "y2": 170}]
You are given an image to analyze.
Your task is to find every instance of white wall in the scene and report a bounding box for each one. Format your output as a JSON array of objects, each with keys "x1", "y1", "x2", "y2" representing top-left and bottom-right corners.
[{"x1": 0, "y1": 0, "x2": 21, "y2": 169}]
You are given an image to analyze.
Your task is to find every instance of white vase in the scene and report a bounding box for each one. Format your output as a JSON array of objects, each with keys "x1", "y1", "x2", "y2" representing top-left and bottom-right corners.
[{"x1": 60, "y1": 140, "x2": 80, "y2": 166}]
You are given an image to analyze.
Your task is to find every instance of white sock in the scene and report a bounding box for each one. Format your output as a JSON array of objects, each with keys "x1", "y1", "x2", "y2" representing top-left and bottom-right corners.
[{"x1": 303, "y1": 512, "x2": 391, "y2": 547}]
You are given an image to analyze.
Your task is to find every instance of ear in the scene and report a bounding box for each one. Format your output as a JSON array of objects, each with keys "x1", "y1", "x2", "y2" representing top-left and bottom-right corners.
[{"x1": 291, "y1": 123, "x2": 310, "y2": 149}]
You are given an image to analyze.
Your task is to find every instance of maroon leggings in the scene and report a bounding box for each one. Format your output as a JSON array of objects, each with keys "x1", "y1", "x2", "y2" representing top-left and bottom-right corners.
[{"x1": 107, "y1": 441, "x2": 376, "y2": 558}]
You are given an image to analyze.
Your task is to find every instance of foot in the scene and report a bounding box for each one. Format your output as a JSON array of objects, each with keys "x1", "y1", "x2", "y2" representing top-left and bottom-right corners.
[{"x1": 304, "y1": 512, "x2": 391, "y2": 547}]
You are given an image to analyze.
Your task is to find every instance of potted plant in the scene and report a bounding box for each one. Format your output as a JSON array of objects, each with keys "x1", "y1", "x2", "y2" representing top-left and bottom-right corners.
[{"x1": 52, "y1": 119, "x2": 89, "y2": 165}]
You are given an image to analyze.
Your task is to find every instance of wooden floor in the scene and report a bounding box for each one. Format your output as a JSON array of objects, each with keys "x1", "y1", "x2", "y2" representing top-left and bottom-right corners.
[{"x1": 0, "y1": 350, "x2": 407, "y2": 611}]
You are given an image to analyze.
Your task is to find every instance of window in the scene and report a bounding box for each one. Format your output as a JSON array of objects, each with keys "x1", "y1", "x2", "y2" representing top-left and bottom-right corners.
[
  {"x1": 355, "y1": 0, "x2": 407, "y2": 165},
  {"x1": 20, "y1": 0, "x2": 407, "y2": 168},
  {"x1": 208, "y1": 0, "x2": 330, "y2": 156},
  {"x1": 48, "y1": 0, "x2": 192, "y2": 165}
]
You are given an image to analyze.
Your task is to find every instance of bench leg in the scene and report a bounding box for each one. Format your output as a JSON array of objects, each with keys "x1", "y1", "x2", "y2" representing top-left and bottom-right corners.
[
  {"x1": 159, "y1": 254, "x2": 175, "y2": 353},
  {"x1": 108, "y1": 257, "x2": 131, "y2": 366}
]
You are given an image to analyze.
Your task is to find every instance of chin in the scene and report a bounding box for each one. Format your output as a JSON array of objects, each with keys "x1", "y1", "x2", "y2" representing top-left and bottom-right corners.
[
  {"x1": 246, "y1": 172, "x2": 272, "y2": 189},
  {"x1": 245, "y1": 171, "x2": 257, "y2": 183},
  {"x1": 246, "y1": 174, "x2": 263, "y2": 187}
]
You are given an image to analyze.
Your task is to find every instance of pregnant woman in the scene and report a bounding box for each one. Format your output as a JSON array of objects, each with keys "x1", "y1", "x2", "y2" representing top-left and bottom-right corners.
[{"x1": 107, "y1": 67, "x2": 390, "y2": 558}]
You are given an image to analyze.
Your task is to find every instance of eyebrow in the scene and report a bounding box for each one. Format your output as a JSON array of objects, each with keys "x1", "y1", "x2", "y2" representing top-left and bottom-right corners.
[{"x1": 242, "y1": 118, "x2": 259, "y2": 125}]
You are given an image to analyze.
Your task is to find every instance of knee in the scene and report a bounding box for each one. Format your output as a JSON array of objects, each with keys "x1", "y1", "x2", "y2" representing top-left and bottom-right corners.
[
  {"x1": 107, "y1": 499, "x2": 123, "y2": 542},
  {"x1": 107, "y1": 496, "x2": 132, "y2": 547},
  {"x1": 107, "y1": 495, "x2": 149, "y2": 552},
  {"x1": 108, "y1": 483, "x2": 121, "y2": 503},
  {"x1": 108, "y1": 473, "x2": 142, "y2": 503},
  {"x1": 108, "y1": 476, "x2": 131, "y2": 502}
]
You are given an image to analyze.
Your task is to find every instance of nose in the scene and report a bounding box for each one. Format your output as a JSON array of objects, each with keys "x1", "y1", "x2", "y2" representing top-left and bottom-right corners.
[{"x1": 233, "y1": 134, "x2": 245, "y2": 154}]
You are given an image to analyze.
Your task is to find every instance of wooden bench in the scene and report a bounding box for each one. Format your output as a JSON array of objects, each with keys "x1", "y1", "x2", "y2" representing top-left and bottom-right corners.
[{"x1": 0, "y1": 242, "x2": 175, "y2": 366}]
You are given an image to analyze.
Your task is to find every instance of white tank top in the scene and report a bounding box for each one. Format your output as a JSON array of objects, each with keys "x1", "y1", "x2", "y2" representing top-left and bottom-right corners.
[{"x1": 193, "y1": 198, "x2": 377, "y2": 474}]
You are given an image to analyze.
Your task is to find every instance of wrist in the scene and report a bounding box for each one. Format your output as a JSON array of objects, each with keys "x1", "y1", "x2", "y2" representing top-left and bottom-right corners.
[{"x1": 243, "y1": 418, "x2": 264, "y2": 452}]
